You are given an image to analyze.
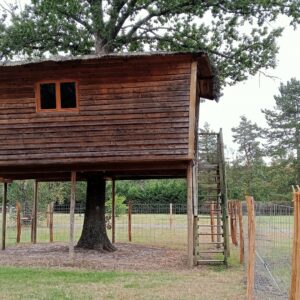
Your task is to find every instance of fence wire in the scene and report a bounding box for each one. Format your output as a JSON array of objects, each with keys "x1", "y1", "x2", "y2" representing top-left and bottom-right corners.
[
  {"x1": 1, "y1": 203, "x2": 188, "y2": 250},
  {"x1": 244, "y1": 202, "x2": 293, "y2": 300}
]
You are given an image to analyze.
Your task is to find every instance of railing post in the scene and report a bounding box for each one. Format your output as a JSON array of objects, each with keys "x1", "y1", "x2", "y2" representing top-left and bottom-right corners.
[
  {"x1": 16, "y1": 201, "x2": 21, "y2": 243},
  {"x1": 1, "y1": 182, "x2": 7, "y2": 250}
]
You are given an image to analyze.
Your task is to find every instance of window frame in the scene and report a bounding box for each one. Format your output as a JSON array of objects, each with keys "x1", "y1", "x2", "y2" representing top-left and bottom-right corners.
[{"x1": 35, "y1": 80, "x2": 79, "y2": 112}]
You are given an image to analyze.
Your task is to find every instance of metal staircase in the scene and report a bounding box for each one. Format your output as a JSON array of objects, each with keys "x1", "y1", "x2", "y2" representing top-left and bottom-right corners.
[{"x1": 195, "y1": 129, "x2": 230, "y2": 266}]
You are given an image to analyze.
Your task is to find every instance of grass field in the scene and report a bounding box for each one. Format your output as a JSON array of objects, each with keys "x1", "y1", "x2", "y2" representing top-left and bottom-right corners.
[
  {"x1": 0, "y1": 212, "x2": 247, "y2": 299},
  {"x1": 0, "y1": 252, "x2": 245, "y2": 300}
]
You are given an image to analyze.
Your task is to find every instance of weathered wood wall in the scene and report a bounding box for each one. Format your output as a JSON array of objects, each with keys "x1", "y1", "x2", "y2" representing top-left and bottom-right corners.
[{"x1": 0, "y1": 55, "x2": 195, "y2": 171}]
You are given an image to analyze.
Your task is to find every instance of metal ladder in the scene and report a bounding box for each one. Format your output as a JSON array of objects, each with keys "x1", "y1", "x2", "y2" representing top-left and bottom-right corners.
[{"x1": 195, "y1": 130, "x2": 229, "y2": 265}]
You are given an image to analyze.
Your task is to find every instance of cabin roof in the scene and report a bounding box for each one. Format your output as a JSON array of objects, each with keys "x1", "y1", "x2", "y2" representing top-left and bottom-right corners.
[{"x1": 0, "y1": 51, "x2": 220, "y2": 101}]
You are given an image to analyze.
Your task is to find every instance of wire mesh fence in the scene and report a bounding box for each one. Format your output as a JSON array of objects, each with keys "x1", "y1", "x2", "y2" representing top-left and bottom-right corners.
[
  {"x1": 243, "y1": 202, "x2": 293, "y2": 300},
  {"x1": 1, "y1": 203, "x2": 188, "y2": 250}
]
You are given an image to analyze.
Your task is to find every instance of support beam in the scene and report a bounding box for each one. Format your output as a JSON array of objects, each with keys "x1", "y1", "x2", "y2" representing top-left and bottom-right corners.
[
  {"x1": 69, "y1": 171, "x2": 76, "y2": 259},
  {"x1": 112, "y1": 179, "x2": 116, "y2": 244},
  {"x1": 187, "y1": 162, "x2": 194, "y2": 268},
  {"x1": 32, "y1": 180, "x2": 38, "y2": 244},
  {"x1": 1, "y1": 182, "x2": 7, "y2": 250}
]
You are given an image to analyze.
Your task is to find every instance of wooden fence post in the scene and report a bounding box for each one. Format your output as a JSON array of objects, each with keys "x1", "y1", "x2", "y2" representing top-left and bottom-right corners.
[
  {"x1": 69, "y1": 171, "x2": 76, "y2": 259},
  {"x1": 16, "y1": 201, "x2": 21, "y2": 243},
  {"x1": 31, "y1": 180, "x2": 38, "y2": 244},
  {"x1": 237, "y1": 201, "x2": 244, "y2": 264},
  {"x1": 290, "y1": 188, "x2": 300, "y2": 300},
  {"x1": 210, "y1": 203, "x2": 215, "y2": 242},
  {"x1": 1, "y1": 182, "x2": 7, "y2": 250},
  {"x1": 128, "y1": 201, "x2": 132, "y2": 242},
  {"x1": 112, "y1": 179, "x2": 116, "y2": 244},
  {"x1": 49, "y1": 203, "x2": 54, "y2": 243},
  {"x1": 169, "y1": 203, "x2": 173, "y2": 229},
  {"x1": 246, "y1": 196, "x2": 255, "y2": 300}
]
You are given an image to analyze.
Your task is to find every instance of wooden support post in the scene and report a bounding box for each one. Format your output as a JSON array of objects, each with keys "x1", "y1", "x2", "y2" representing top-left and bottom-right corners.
[
  {"x1": 32, "y1": 180, "x2": 38, "y2": 244},
  {"x1": 112, "y1": 179, "x2": 116, "y2": 244},
  {"x1": 128, "y1": 201, "x2": 132, "y2": 242},
  {"x1": 69, "y1": 171, "x2": 76, "y2": 259},
  {"x1": 169, "y1": 203, "x2": 173, "y2": 229},
  {"x1": 49, "y1": 203, "x2": 54, "y2": 243},
  {"x1": 246, "y1": 196, "x2": 255, "y2": 300},
  {"x1": 210, "y1": 203, "x2": 215, "y2": 242},
  {"x1": 187, "y1": 162, "x2": 194, "y2": 268},
  {"x1": 16, "y1": 201, "x2": 21, "y2": 243},
  {"x1": 290, "y1": 188, "x2": 300, "y2": 300},
  {"x1": 237, "y1": 201, "x2": 244, "y2": 264},
  {"x1": 1, "y1": 182, "x2": 7, "y2": 250}
]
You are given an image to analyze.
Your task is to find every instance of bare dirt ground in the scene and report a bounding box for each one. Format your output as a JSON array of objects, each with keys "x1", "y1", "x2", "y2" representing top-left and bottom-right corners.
[{"x1": 0, "y1": 242, "x2": 188, "y2": 271}]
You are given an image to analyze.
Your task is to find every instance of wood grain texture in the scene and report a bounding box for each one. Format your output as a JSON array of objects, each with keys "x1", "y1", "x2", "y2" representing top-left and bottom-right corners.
[{"x1": 0, "y1": 56, "x2": 192, "y2": 174}]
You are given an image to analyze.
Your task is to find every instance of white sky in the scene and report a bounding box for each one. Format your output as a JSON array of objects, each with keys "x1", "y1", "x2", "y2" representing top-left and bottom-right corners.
[
  {"x1": 2, "y1": 1, "x2": 300, "y2": 156},
  {"x1": 200, "y1": 22, "x2": 300, "y2": 155}
]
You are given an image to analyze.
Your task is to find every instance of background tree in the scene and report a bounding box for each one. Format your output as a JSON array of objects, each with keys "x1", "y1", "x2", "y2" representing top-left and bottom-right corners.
[
  {"x1": 262, "y1": 78, "x2": 300, "y2": 183},
  {"x1": 231, "y1": 116, "x2": 264, "y2": 194},
  {"x1": 1, "y1": 0, "x2": 300, "y2": 86}
]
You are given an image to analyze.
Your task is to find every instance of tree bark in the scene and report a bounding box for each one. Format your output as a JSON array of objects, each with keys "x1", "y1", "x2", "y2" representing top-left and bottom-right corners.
[{"x1": 76, "y1": 174, "x2": 116, "y2": 252}]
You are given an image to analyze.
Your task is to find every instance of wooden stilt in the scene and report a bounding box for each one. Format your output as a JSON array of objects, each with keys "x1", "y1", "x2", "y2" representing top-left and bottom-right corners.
[
  {"x1": 112, "y1": 179, "x2": 116, "y2": 244},
  {"x1": 32, "y1": 180, "x2": 38, "y2": 244},
  {"x1": 1, "y1": 182, "x2": 7, "y2": 250},
  {"x1": 187, "y1": 162, "x2": 194, "y2": 268},
  {"x1": 69, "y1": 171, "x2": 76, "y2": 259}
]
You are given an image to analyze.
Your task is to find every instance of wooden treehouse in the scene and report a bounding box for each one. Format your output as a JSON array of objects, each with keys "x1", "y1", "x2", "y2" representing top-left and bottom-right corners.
[{"x1": 0, "y1": 52, "x2": 229, "y2": 267}]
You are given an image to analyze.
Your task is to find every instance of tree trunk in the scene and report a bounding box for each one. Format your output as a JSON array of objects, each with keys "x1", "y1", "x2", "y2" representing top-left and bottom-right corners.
[{"x1": 76, "y1": 174, "x2": 116, "y2": 252}]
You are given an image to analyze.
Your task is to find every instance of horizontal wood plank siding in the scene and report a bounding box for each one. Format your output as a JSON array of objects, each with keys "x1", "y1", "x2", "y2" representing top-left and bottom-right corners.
[{"x1": 0, "y1": 56, "x2": 192, "y2": 169}]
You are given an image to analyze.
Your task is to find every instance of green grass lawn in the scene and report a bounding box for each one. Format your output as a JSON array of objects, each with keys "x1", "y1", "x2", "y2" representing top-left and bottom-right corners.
[{"x1": 0, "y1": 256, "x2": 245, "y2": 300}]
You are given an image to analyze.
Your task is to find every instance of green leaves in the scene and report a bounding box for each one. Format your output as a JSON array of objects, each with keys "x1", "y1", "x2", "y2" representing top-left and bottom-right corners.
[{"x1": 1, "y1": 0, "x2": 300, "y2": 86}]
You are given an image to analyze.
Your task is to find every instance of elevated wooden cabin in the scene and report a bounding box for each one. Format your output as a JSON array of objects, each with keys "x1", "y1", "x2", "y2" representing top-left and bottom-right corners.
[
  {"x1": 0, "y1": 52, "x2": 219, "y2": 266},
  {"x1": 0, "y1": 52, "x2": 218, "y2": 181}
]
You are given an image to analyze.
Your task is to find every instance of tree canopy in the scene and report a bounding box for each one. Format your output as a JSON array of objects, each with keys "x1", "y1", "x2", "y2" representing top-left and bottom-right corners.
[
  {"x1": 1, "y1": 0, "x2": 300, "y2": 86},
  {"x1": 262, "y1": 78, "x2": 300, "y2": 181}
]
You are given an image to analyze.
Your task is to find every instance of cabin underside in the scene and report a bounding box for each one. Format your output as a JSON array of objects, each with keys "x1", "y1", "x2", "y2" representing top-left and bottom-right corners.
[{"x1": 0, "y1": 159, "x2": 191, "y2": 182}]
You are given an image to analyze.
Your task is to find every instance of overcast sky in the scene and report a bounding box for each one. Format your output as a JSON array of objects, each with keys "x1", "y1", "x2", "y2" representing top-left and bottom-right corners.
[
  {"x1": 200, "y1": 21, "x2": 300, "y2": 155},
  {"x1": 2, "y1": 1, "x2": 299, "y2": 156}
]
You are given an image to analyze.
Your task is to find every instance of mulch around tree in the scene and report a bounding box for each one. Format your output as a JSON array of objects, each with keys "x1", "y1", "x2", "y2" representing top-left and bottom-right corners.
[{"x1": 0, "y1": 243, "x2": 188, "y2": 271}]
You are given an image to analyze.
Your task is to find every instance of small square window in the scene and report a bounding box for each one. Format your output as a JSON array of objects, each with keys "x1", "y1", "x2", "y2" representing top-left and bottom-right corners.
[
  {"x1": 40, "y1": 83, "x2": 56, "y2": 109},
  {"x1": 60, "y1": 82, "x2": 77, "y2": 108},
  {"x1": 36, "y1": 80, "x2": 79, "y2": 112}
]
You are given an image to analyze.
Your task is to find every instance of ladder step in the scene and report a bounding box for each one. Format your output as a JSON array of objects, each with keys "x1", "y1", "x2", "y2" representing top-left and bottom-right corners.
[
  {"x1": 198, "y1": 242, "x2": 224, "y2": 245},
  {"x1": 197, "y1": 260, "x2": 224, "y2": 265},
  {"x1": 198, "y1": 225, "x2": 223, "y2": 228},
  {"x1": 198, "y1": 250, "x2": 224, "y2": 254},
  {"x1": 199, "y1": 233, "x2": 223, "y2": 236},
  {"x1": 198, "y1": 216, "x2": 222, "y2": 219}
]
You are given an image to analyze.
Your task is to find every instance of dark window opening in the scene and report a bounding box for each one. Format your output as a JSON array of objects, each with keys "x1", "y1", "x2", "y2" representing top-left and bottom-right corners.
[
  {"x1": 60, "y1": 82, "x2": 77, "y2": 108},
  {"x1": 40, "y1": 83, "x2": 56, "y2": 109}
]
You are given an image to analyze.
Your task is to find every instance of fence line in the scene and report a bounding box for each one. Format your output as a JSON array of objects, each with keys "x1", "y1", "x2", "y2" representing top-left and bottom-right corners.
[
  {"x1": 1, "y1": 203, "x2": 189, "y2": 250},
  {"x1": 241, "y1": 198, "x2": 294, "y2": 300}
]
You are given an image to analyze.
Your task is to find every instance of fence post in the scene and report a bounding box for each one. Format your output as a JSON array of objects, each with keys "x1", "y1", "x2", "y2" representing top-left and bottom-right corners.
[
  {"x1": 290, "y1": 188, "x2": 300, "y2": 300},
  {"x1": 169, "y1": 203, "x2": 173, "y2": 229},
  {"x1": 237, "y1": 201, "x2": 244, "y2": 264},
  {"x1": 31, "y1": 180, "x2": 38, "y2": 244},
  {"x1": 49, "y1": 202, "x2": 54, "y2": 243},
  {"x1": 128, "y1": 201, "x2": 132, "y2": 242},
  {"x1": 210, "y1": 202, "x2": 215, "y2": 242},
  {"x1": 246, "y1": 196, "x2": 255, "y2": 300},
  {"x1": 1, "y1": 182, "x2": 8, "y2": 250},
  {"x1": 16, "y1": 201, "x2": 21, "y2": 243}
]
